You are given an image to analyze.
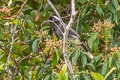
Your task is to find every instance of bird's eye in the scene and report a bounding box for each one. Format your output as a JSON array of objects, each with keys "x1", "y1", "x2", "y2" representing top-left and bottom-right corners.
[
  {"x1": 49, "y1": 16, "x2": 56, "y2": 22},
  {"x1": 49, "y1": 17, "x2": 53, "y2": 20}
]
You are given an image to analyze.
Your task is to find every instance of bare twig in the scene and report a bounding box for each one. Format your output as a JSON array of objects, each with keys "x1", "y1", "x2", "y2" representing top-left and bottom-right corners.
[
  {"x1": 7, "y1": 22, "x2": 18, "y2": 78},
  {"x1": 41, "y1": 20, "x2": 64, "y2": 35},
  {"x1": 47, "y1": 0, "x2": 76, "y2": 80},
  {"x1": 0, "y1": 45, "x2": 24, "y2": 79},
  {"x1": 47, "y1": 0, "x2": 66, "y2": 29},
  {"x1": 6, "y1": 0, "x2": 28, "y2": 78},
  {"x1": 18, "y1": 53, "x2": 37, "y2": 64},
  {"x1": 17, "y1": 0, "x2": 28, "y2": 16},
  {"x1": 62, "y1": 0, "x2": 77, "y2": 80}
]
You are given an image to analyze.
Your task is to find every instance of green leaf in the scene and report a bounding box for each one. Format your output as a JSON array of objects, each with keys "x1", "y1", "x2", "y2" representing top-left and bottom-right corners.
[
  {"x1": 0, "y1": 53, "x2": 7, "y2": 63},
  {"x1": 92, "y1": 39, "x2": 99, "y2": 51},
  {"x1": 72, "y1": 49, "x2": 80, "y2": 64},
  {"x1": 96, "y1": 4, "x2": 104, "y2": 17},
  {"x1": 0, "y1": 70, "x2": 6, "y2": 75},
  {"x1": 41, "y1": 26, "x2": 51, "y2": 30},
  {"x1": 30, "y1": 10, "x2": 36, "y2": 20},
  {"x1": 95, "y1": 54, "x2": 102, "y2": 63},
  {"x1": 112, "y1": 0, "x2": 119, "y2": 9},
  {"x1": 87, "y1": 63, "x2": 96, "y2": 71},
  {"x1": 115, "y1": 59, "x2": 120, "y2": 69},
  {"x1": 82, "y1": 23, "x2": 91, "y2": 31},
  {"x1": 109, "y1": 56, "x2": 112, "y2": 68},
  {"x1": 24, "y1": 14, "x2": 35, "y2": 28},
  {"x1": 24, "y1": 29, "x2": 30, "y2": 41},
  {"x1": 54, "y1": 72, "x2": 63, "y2": 80},
  {"x1": 81, "y1": 52, "x2": 87, "y2": 68},
  {"x1": 32, "y1": 38, "x2": 40, "y2": 52},
  {"x1": 44, "y1": 75, "x2": 51, "y2": 80},
  {"x1": 88, "y1": 32, "x2": 99, "y2": 51},
  {"x1": 107, "y1": 3, "x2": 116, "y2": 13},
  {"x1": 52, "y1": 49, "x2": 60, "y2": 67},
  {"x1": 79, "y1": 0, "x2": 88, "y2": 4},
  {"x1": 102, "y1": 61, "x2": 108, "y2": 76},
  {"x1": 97, "y1": 0, "x2": 104, "y2": 6},
  {"x1": 26, "y1": 19, "x2": 35, "y2": 28},
  {"x1": 113, "y1": 12, "x2": 119, "y2": 25},
  {"x1": 117, "y1": 51, "x2": 120, "y2": 64},
  {"x1": 38, "y1": 60, "x2": 51, "y2": 79},
  {"x1": 81, "y1": 4, "x2": 90, "y2": 18},
  {"x1": 103, "y1": 29, "x2": 110, "y2": 40},
  {"x1": 91, "y1": 72, "x2": 105, "y2": 80},
  {"x1": 83, "y1": 74, "x2": 91, "y2": 80}
]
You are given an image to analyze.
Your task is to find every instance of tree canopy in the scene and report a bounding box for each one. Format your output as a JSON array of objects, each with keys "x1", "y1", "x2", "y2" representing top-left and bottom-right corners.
[{"x1": 0, "y1": 0, "x2": 120, "y2": 80}]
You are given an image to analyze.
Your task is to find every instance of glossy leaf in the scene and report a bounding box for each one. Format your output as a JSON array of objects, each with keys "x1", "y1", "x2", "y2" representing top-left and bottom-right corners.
[
  {"x1": 52, "y1": 49, "x2": 60, "y2": 67},
  {"x1": 72, "y1": 49, "x2": 80, "y2": 64},
  {"x1": 102, "y1": 61, "x2": 108, "y2": 76},
  {"x1": 88, "y1": 32, "x2": 99, "y2": 51},
  {"x1": 32, "y1": 38, "x2": 40, "y2": 52}
]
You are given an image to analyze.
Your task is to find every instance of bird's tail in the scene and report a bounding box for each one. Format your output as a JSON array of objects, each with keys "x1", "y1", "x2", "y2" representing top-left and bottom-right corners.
[{"x1": 81, "y1": 42, "x2": 94, "y2": 59}]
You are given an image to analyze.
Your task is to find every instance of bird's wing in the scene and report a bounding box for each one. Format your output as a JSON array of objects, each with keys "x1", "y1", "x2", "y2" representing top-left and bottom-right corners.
[{"x1": 69, "y1": 28, "x2": 80, "y2": 39}]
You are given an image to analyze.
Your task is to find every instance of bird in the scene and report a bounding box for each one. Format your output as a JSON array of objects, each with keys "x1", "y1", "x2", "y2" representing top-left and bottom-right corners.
[{"x1": 50, "y1": 16, "x2": 94, "y2": 59}]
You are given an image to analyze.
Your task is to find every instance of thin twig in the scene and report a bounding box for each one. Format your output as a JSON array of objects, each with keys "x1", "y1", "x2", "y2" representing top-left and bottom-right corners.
[
  {"x1": 41, "y1": 20, "x2": 64, "y2": 35},
  {"x1": 17, "y1": 0, "x2": 28, "y2": 16},
  {"x1": 0, "y1": 45, "x2": 24, "y2": 79},
  {"x1": 6, "y1": 0, "x2": 28, "y2": 78},
  {"x1": 18, "y1": 53, "x2": 37, "y2": 64},
  {"x1": 7, "y1": 21, "x2": 18, "y2": 78},
  {"x1": 47, "y1": 0, "x2": 66, "y2": 29}
]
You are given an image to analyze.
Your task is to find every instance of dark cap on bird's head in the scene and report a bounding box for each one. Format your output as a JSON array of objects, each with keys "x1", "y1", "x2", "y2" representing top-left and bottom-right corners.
[
  {"x1": 49, "y1": 16, "x2": 64, "y2": 38},
  {"x1": 49, "y1": 16, "x2": 61, "y2": 22}
]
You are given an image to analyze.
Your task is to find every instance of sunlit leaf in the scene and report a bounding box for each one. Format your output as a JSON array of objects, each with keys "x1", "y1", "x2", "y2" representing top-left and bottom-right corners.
[
  {"x1": 91, "y1": 72, "x2": 105, "y2": 80},
  {"x1": 52, "y1": 49, "x2": 60, "y2": 67}
]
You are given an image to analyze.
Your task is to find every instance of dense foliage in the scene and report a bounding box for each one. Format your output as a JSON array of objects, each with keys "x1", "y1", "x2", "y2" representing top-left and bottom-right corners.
[{"x1": 0, "y1": 0, "x2": 120, "y2": 80}]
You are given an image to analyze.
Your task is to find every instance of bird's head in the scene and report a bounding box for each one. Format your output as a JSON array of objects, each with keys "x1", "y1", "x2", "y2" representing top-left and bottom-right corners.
[{"x1": 49, "y1": 16, "x2": 60, "y2": 22}]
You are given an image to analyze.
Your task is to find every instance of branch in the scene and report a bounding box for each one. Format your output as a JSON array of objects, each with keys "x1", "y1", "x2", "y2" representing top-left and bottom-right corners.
[
  {"x1": 7, "y1": 21, "x2": 18, "y2": 78},
  {"x1": 18, "y1": 53, "x2": 36, "y2": 64},
  {"x1": 47, "y1": 0, "x2": 66, "y2": 28},
  {"x1": 62, "y1": 0, "x2": 76, "y2": 80},
  {"x1": 6, "y1": 0, "x2": 28, "y2": 78},
  {"x1": 41, "y1": 20, "x2": 64, "y2": 35},
  {"x1": 18, "y1": 0, "x2": 28, "y2": 16},
  {"x1": 47, "y1": 0, "x2": 76, "y2": 80}
]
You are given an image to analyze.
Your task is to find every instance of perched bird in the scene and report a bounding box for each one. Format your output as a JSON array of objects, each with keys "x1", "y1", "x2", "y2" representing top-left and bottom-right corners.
[{"x1": 50, "y1": 16, "x2": 94, "y2": 59}]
